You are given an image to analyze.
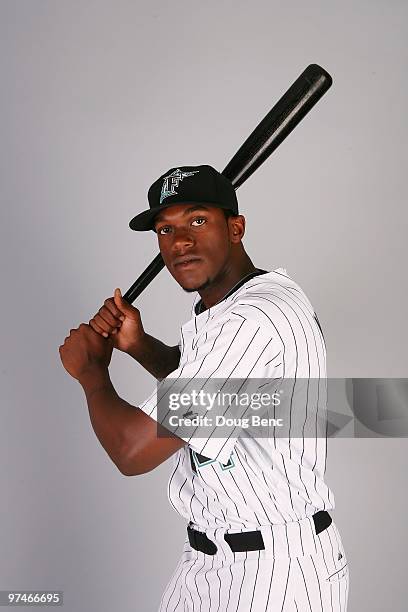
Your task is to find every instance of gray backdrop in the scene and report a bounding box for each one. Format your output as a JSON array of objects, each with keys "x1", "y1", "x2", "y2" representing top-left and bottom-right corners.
[{"x1": 1, "y1": 0, "x2": 407, "y2": 610}]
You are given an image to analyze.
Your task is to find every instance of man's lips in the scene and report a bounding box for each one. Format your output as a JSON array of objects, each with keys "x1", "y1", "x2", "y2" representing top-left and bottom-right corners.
[{"x1": 173, "y1": 257, "x2": 202, "y2": 269}]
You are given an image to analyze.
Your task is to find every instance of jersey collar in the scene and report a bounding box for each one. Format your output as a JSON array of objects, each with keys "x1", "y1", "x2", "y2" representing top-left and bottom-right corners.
[{"x1": 194, "y1": 268, "x2": 269, "y2": 316}]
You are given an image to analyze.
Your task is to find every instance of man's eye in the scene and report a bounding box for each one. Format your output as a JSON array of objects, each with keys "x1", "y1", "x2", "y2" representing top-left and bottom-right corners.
[
  {"x1": 158, "y1": 226, "x2": 171, "y2": 235},
  {"x1": 191, "y1": 217, "x2": 206, "y2": 226}
]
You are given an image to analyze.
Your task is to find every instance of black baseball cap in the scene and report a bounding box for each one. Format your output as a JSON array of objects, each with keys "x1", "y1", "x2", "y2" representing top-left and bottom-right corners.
[{"x1": 129, "y1": 164, "x2": 239, "y2": 231}]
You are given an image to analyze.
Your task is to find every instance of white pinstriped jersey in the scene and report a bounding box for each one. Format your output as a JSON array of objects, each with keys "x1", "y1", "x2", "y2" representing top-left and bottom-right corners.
[{"x1": 139, "y1": 268, "x2": 334, "y2": 537}]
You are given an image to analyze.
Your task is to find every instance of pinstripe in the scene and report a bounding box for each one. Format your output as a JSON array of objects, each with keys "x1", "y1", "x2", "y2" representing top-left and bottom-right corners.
[
  {"x1": 201, "y1": 482, "x2": 227, "y2": 528},
  {"x1": 331, "y1": 525, "x2": 349, "y2": 608},
  {"x1": 248, "y1": 550, "x2": 261, "y2": 612},
  {"x1": 344, "y1": 568, "x2": 350, "y2": 611},
  {"x1": 317, "y1": 530, "x2": 331, "y2": 571},
  {"x1": 216, "y1": 562, "x2": 222, "y2": 612},
  {"x1": 280, "y1": 557, "x2": 292, "y2": 612},
  {"x1": 337, "y1": 580, "x2": 341, "y2": 612},
  {"x1": 189, "y1": 475, "x2": 199, "y2": 525},
  {"x1": 298, "y1": 520, "x2": 305, "y2": 557},
  {"x1": 192, "y1": 551, "x2": 207, "y2": 612},
  {"x1": 202, "y1": 554, "x2": 214, "y2": 612},
  {"x1": 314, "y1": 470, "x2": 329, "y2": 511},
  {"x1": 296, "y1": 557, "x2": 313, "y2": 612},
  {"x1": 209, "y1": 464, "x2": 242, "y2": 520},
  {"x1": 228, "y1": 467, "x2": 253, "y2": 506},
  {"x1": 309, "y1": 555, "x2": 324, "y2": 612},
  {"x1": 264, "y1": 557, "x2": 275, "y2": 610},
  {"x1": 234, "y1": 452, "x2": 275, "y2": 524},
  {"x1": 279, "y1": 453, "x2": 300, "y2": 520},
  {"x1": 283, "y1": 523, "x2": 291, "y2": 557},
  {"x1": 316, "y1": 533, "x2": 334, "y2": 612},
  {"x1": 234, "y1": 551, "x2": 248, "y2": 612},
  {"x1": 196, "y1": 318, "x2": 245, "y2": 376},
  {"x1": 325, "y1": 526, "x2": 337, "y2": 567},
  {"x1": 196, "y1": 467, "x2": 231, "y2": 528},
  {"x1": 229, "y1": 323, "x2": 275, "y2": 377},
  {"x1": 184, "y1": 554, "x2": 200, "y2": 612},
  {"x1": 259, "y1": 467, "x2": 291, "y2": 523},
  {"x1": 264, "y1": 350, "x2": 281, "y2": 366},
  {"x1": 330, "y1": 524, "x2": 342, "y2": 554},
  {"x1": 207, "y1": 318, "x2": 256, "y2": 376},
  {"x1": 178, "y1": 476, "x2": 189, "y2": 508},
  {"x1": 162, "y1": 557, "x2": 189, "y2": 612},
  {"x1": 171, "y1": 569, "x2": 186, "y2": 611},
  {"x1": 223, "y1": 556, "x2": 235, "y2": 611},
  {"x1": 167, "y1": 451, "x2": 184, "y2": 514}
]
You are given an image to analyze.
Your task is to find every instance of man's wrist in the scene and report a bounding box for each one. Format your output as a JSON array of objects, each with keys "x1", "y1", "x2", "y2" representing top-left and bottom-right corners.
[
  {"x1": 78, "y1": 367, "x2": 112, "y2": 397},
  {"x1": 126, "y1": 334, "x2": 149, "y2": 361}
]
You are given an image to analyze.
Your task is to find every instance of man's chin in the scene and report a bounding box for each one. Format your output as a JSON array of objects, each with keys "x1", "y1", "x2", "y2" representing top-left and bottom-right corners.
[{"x1": 179, "y1": 277, "x2": 212, "y2": 293}]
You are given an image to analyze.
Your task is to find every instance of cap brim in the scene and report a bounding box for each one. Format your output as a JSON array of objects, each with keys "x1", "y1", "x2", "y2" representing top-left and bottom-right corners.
[{"x1": 129, "y1": 206, "x2": 163, "y2": 232}]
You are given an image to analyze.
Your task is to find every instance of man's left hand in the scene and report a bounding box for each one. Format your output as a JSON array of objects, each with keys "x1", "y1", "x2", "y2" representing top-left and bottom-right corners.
[{"x1": 59, "y1": 323, "x2": 114, "y2": 381}]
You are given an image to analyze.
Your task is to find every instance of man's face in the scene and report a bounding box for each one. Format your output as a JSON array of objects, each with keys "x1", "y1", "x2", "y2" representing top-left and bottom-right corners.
[{"x1": 153, "y1": 203, "x2": 234, "y2": 292}]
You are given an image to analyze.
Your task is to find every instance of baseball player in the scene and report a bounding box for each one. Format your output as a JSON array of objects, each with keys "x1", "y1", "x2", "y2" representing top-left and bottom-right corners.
[{"x1": 59, "y1": 165, "x2": 349, "y2": 611}]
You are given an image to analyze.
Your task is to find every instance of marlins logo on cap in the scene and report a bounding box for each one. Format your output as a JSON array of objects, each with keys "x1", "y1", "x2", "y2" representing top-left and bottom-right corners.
[
  {"x1": 160, "y1": 168, "x2": 200, "y2": 204},
  {"x1": 129, "y1": 164, "x2": 239, "y2": 231}
]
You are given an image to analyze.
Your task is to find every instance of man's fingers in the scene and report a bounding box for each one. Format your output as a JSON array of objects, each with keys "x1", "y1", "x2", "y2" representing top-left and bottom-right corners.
[
  {"x1": 89, "y1": 318, "x2": 109, "y2": 338},
  {"x1": 103, "y1": 297, "x2": 125, "y2": 320},
  {"x1": 97, "y1": 305, "x2": 123, "y2": 328},
  {"x1": 93, "y1": 312, "x2": 122, "y2": 333},
  {"x1": 91, "y1": 313, "x2": 122, "y2": 337}
]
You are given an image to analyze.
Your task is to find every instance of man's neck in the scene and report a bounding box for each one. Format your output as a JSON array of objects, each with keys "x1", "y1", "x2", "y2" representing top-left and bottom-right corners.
[{"x1": 198, "y1": 259, "x2": 258, "y2": 310}]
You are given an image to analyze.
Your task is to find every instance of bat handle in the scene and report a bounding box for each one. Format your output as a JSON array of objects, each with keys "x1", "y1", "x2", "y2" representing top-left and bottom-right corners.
[{"x1": 122, "y1": 253, "x2": 165, "y2": 303}]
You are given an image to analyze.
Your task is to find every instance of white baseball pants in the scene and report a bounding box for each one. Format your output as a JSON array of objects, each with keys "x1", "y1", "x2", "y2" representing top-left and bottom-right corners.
[{"x1": 158, "y1": 520, "x2": 349, "y2": 611}]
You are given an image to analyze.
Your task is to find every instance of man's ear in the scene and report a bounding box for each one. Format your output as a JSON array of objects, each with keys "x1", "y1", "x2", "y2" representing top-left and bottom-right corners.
[{"x1": 229, "y1": 215, "x2": 246, "y2": 243}]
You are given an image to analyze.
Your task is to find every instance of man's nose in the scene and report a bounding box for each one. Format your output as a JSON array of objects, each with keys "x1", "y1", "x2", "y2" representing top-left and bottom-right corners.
[{"x1": 171, "y1": 227, "x2": 195, "y2": 250}]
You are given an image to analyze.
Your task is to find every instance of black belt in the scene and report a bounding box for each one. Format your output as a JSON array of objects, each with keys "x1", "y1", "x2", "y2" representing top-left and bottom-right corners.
[{"x1": 187, "y1": 511, "x2": 332, "y2": 556}]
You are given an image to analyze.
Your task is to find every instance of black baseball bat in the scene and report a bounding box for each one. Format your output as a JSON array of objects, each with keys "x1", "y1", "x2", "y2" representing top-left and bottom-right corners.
[{"x1": 123, "y1": 64, "x2": 332, "y2": 304}]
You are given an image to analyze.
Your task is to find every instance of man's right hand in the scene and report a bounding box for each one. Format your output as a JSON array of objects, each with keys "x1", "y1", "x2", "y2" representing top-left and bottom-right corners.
[{"x1": 89, "y1": 288, "x2": 146, "y2": 355}]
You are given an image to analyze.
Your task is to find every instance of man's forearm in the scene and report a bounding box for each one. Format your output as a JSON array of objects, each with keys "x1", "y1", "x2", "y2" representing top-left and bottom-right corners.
[
  {"x1": 127, "y1": 334, "x2": 180, "y2": 380},
  {"x1": 79, "y1": 368, "x2": 139, "y2": 473}
]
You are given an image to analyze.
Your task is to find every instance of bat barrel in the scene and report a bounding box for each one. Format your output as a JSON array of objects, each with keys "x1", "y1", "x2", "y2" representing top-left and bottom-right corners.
[
  {"x1": 222, "y1": 64, "x2": 332, "y2": 188},
  {"x1": 123, "y1": 64, "x2": 332, "y2": 304}
]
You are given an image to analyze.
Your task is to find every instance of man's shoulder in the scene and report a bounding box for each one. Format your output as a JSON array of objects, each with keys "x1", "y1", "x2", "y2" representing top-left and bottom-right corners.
[
  {"x1": 187, "y1": 268, "x2": 319, "y2": 337},
  {"x1": 227, "y1": 269, "x2": 318, "y2": 333},
  {"x1": 233, "y1": 269, "x2": 315, "y2": 309}
]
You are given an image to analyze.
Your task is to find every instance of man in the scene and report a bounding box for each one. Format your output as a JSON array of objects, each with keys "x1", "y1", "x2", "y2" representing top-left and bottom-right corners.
[{"x1": 59, "y1": 164, "x2": 349, "y2": 610}]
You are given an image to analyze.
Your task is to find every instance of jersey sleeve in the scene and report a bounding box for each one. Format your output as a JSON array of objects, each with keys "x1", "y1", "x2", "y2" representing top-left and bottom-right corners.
[{"x1": 138, "y1": 310, "x2": 284, "y2": 464}]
